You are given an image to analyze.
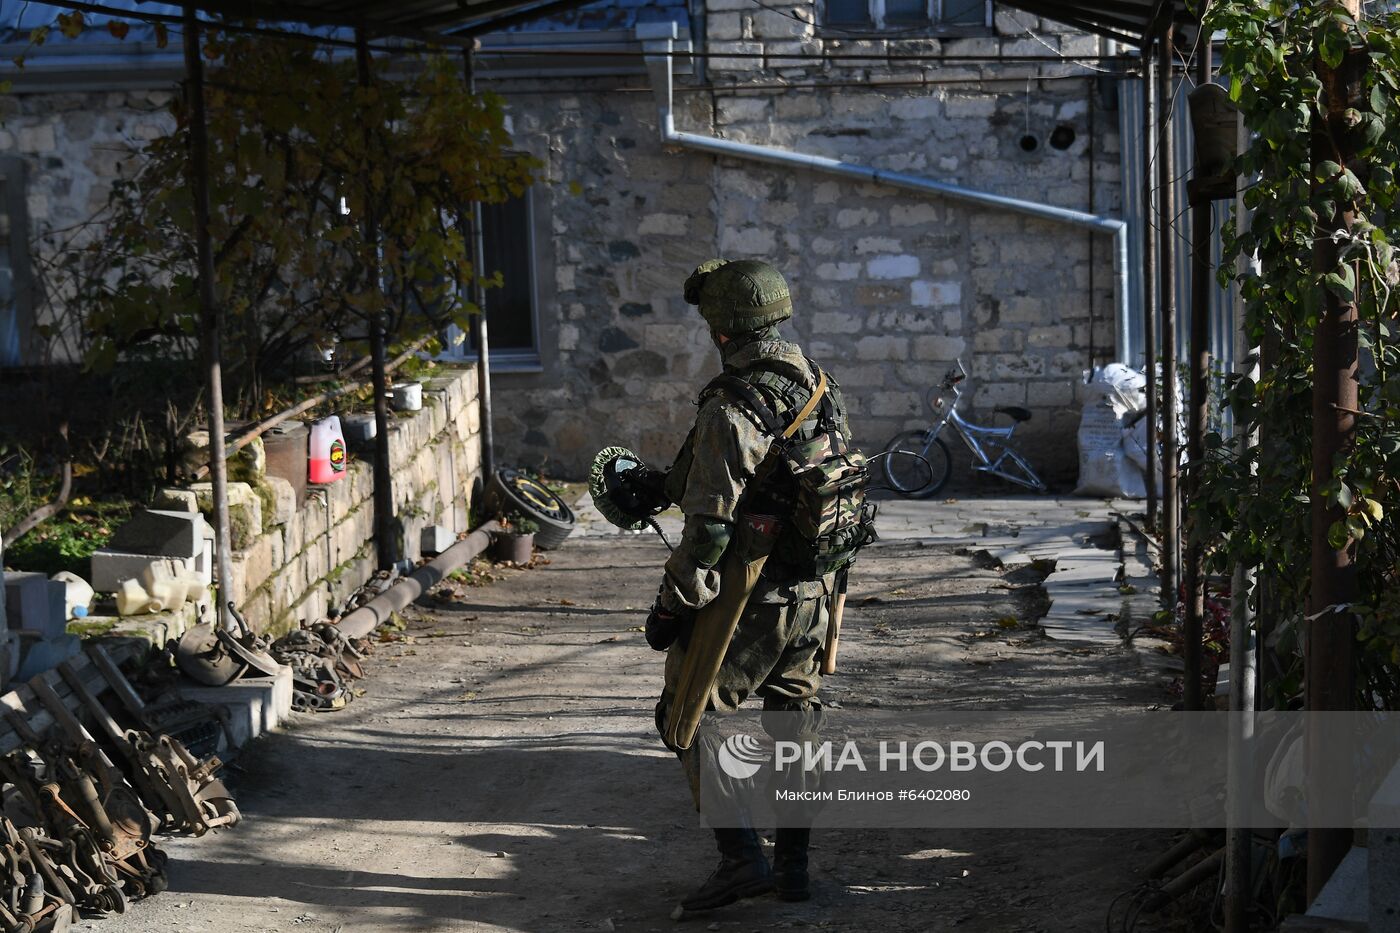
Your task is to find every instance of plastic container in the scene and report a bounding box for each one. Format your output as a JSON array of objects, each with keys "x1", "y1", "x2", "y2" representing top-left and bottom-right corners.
[
  {"x1": 392, "y1": 382, "x2": 422, "y2": 412},
  {"x1": 116, "y1": 579, "x2": 152, "y2": 616},
  {"x1": 51, "y1": 571, "x2": 94, "y2": 620},
  {"x1": 309, "y1": 415, "x2": 347, "y2": 485},
  {"x1": 490, "y1": 532, "x2": 534, "y2": 564}
]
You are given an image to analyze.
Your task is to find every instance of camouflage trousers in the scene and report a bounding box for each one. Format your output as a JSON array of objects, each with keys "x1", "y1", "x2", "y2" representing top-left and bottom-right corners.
[{"x1": 654, "y1": 575, "x2": 829, "y2": 808}]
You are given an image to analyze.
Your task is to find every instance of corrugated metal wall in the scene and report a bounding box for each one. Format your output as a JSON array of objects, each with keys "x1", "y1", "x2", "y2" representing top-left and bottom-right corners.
[{"x1": 1117, "y1": 73, "x2": 1236, "y2": 394}]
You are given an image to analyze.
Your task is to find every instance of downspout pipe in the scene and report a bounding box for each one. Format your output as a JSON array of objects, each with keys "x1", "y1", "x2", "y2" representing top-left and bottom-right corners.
[{"x1": 637, "y1": 23, "x2": 1132, "y2": 365}]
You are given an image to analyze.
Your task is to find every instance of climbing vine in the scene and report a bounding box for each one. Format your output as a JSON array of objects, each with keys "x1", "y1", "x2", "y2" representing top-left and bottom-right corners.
[{"x1": 1198, "y1": 1, "x2": 1400, "y2": 707}]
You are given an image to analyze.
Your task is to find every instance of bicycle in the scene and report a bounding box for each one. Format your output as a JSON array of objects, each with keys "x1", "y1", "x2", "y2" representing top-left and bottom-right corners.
[{"x1": 880, "y1": 359, "x2": 1048, "y2": 497}]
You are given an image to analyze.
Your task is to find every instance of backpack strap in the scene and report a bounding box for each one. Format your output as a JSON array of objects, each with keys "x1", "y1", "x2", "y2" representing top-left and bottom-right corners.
[{"x1": 704, "y1": 367, "x2": 828, "y2": 440}]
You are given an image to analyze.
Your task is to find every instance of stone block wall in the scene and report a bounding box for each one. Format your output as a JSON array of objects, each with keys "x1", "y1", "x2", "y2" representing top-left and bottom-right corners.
[
  {"x1": 5, "y1": 14, "x2": 1126, "y2": 491},
  {"x1": 0, "y1": 90, "x2": 176, "y2": 364},
  {"x1": 223, "y1": 367, "x2": 481, "y2": 635},
  {"x1": 490, "y1": 13, "x2": 1123, "y2": 486}
]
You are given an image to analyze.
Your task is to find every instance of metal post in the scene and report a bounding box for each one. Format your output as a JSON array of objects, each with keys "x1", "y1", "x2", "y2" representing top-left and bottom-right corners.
[
  {"x1": 1306, "y1": 0, "x2": 1361, "y2": 901},
  {"x1": 1183, "y1": 34, "x2": 1212, "y2": 712},
  {"x1": 1157, "y1": 23, "x2": 1180, "y2": 609},
  {"x1": 1225, "y1": 82, "x2": 1259, "y2": 933},
  {"x1": 1142, "y1": 48, "x2": 1159, "y2": 531},
  {"x1": 356, "y1": 31, "x2": 397, "y2": 572},
  {"x1": 464, "y1": 50, "x2": 495, "y2": 484},
  {"x1": 182, "y1": 7, "x2": 234, "y2": 632}
]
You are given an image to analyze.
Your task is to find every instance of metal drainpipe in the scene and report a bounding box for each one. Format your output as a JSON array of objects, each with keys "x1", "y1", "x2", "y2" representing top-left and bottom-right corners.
[{"x1": 637, "y1": 23, "x2": 1132, "y2": 366}]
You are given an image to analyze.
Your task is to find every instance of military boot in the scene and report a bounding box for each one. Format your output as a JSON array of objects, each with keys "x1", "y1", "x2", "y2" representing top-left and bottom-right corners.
[
  {"x1": 773, "y1": 828, "x2": 811, "y2": 901},
  {"x1": 680, "y1": 828, "x2": 773, "y2": 912}
]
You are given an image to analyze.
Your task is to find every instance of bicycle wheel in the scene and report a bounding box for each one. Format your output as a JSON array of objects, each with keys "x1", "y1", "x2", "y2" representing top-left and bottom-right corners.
[{"x1": 881, "y1": 430, "x2": 953, "y2": 498}]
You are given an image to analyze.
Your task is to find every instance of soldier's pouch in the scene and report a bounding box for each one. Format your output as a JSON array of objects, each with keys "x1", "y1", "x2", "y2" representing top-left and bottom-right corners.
[{"x1": 734, "y1": 512, "x2": 783, "y2": 564}]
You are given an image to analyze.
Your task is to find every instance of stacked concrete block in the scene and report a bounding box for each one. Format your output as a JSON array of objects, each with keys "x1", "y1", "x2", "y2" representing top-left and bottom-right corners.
[
  {"x1": 4, "y1": 571, "x2": 79, "y2": 680},
  {"x1": 90, "y1": 509, "x2": 209, "y2": 593}
]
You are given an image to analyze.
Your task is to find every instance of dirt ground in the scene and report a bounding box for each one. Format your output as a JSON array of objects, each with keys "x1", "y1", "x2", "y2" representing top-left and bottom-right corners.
[{"x1": 100, "y1": 535, "x2": 1193, "y2": 933}]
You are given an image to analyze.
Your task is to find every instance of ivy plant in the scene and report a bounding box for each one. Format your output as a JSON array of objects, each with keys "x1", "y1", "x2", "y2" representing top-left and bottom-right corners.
[{"x1": 1201, "y1": 1, "x2": 1400, "y2": 708}]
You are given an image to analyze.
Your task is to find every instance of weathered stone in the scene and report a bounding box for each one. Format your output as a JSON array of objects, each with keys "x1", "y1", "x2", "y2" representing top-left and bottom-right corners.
[
  {"x1": 107, "y1": 509, "x2": 206, "y2": 560},
  {"x1": 717, "y1": 96, "x2": 768, "y2": 124},
  {"x1": 815, "y1": 261, "x2": 860, "y2": 281},
  {"x1": 598, "y1": 326, "x2": 640, "y2": 353},
  {"x1": 911, "y1": 280, "x2": 961, "y2": 307},
  {"x1": 889, "y1": 203, "x2": 939, "y2": 226},
  {"x1": 913, "y1": 335, "x2": 967, "y2": 359},
  {"x1": 890, "y1": 95, "x2": 942, "y2": 121},
  {"x1": 856, "y1": 336, "x2": 908, "y2": 361},
  {"x1": 866, "y1": 254, "x2": 919, "y2": 279}
]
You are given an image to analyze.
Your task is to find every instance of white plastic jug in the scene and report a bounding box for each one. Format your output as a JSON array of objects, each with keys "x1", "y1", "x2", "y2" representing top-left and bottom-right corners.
[{"x1": 309, "y1": 415, "x2": 347, "y2": 485}]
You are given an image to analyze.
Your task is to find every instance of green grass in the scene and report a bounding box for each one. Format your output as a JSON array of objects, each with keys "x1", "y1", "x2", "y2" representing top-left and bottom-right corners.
[{"x1": 5, "y1": 501, "x2": 136, "y2": 576}]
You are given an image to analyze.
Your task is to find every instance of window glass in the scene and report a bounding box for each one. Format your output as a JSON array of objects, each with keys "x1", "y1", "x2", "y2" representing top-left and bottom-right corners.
[
  {"x1": 886, "y1": 0, "x2": 929, "y2": 24},
  {"x1": 825, "y1": 0, "x2": 872, "y2": 26},
  {"x1": 477, "y1": 193, "x2": 535, "y2": 353},
  {"x1": 940, "y1": 0, "x2": 986, "y2": 25}
]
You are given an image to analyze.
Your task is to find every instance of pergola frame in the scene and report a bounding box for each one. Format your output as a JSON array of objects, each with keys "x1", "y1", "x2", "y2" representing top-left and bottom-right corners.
[{"x1": 27, "y1": 1, "x2": 1367, "y2": 922}]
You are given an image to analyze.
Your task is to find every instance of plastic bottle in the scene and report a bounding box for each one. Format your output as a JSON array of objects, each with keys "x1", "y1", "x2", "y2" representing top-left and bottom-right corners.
[
  {"x1": 309, "y1": 415, "x2": 348, "y2": 484},
  {"x1": 51, "y1": 571, "x2": 94, "y2": 620}
]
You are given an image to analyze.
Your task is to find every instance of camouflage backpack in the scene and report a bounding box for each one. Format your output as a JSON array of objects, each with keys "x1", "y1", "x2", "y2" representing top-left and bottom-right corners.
[{"x1": 703, "y1": 358, "x2": 877, "y2": 578}]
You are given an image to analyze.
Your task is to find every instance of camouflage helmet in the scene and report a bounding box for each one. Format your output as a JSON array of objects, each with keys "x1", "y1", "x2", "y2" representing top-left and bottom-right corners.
[{"x1": 683, "y1": 258, "x2": 793, "y2": 335}]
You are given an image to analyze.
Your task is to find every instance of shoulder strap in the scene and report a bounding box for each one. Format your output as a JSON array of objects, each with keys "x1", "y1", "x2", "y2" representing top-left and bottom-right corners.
[
  {"x1": 704, "y1": 367, "x2": 828, "y2": 441},
  {"x1": 705, "y1": 374, "x2": 784, "y2": 436}
]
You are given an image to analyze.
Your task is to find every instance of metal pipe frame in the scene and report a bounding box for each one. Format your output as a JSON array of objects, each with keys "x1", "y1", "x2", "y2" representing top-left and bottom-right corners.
[
  {"x1": 1156, "y1": 21, "x2": 1180, "y2": 609},
  {"x1": 182, "y1": 6, "x2": 234, "y2": 633},
  {"x1": 356, "y1": 30, "x2": 399, "y2": 573},
  {"x1": 1183, "y1": 33, "x2": 1212, "y2": 712},
  {"x1": 1141, "y1": 46, "x2": 1159, "y2": 529},
  {"x1": 463, "y1": 50, "x2": 496, "y2": 485}
]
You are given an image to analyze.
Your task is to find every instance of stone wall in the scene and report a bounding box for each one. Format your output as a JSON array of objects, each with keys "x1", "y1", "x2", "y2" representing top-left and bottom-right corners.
[
  {"x1": 0, "y1": 89, "x2": 175, "y2": 363},
  {"x1": 223, "y1": 367, "x2": 481, "y2": 635},
  {"x1": 3, "y1": 13, "x2": 1126, "y2": 490},
  {"x1": 489, "y1": 12, "x2": 1123, "y2": 486}
]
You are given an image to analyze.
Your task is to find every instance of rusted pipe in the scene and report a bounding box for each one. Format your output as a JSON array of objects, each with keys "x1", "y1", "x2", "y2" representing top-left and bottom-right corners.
[
  {"x1": 336, "y1": 521, "x2": 500, "y2": 638},
  {"x1": 1183, "y1": 36, "x2": 1213, "y2": 712},
  {"x1": 1157, "y1": 22, "x2": 1180, "y2": 610}
]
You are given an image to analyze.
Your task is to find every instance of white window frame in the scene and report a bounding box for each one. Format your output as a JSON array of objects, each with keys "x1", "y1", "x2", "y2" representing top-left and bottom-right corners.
[{"x1": 823, "y1": 0, "x2": 992, "y2": 31}]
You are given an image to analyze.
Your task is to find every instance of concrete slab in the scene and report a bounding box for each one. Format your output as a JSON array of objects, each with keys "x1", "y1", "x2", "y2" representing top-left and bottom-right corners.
[
  {"x1": 2, "y1": 572, "x2": 51, "y2": 633},
  {"x1": 90, "y1": 552, "x2": 181, "y2": 594},
  {"x1": 107, "y1": 509, "x2": 207, "y2": 560},
  {"x1": 1300, "y1": 845, "x2": 1367, "y2": 926},
  {"x1": 178, "y1": 664, "x2": 293, "y2": 750}
]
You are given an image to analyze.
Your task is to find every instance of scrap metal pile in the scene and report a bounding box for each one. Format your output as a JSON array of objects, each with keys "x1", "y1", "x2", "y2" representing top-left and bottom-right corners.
[
  {"x1": 0, "y1": 647, "x2": 238, "y2": 932},
  {"x1": 270, "y1": 623, "x2": 365, "y2": 713}
]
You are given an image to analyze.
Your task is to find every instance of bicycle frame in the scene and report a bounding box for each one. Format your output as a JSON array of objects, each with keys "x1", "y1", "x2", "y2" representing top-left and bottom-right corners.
[{"x1": 920, "y1": 376, "x2": 1047, "y2": 492}]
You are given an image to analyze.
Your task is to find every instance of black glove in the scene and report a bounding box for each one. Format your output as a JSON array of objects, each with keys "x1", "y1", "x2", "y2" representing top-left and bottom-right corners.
[
  {"x1": 616, "y1": 465, "x2": 671, "y2": 519},
  {"x1": 645, "y1": 601, "x2": 688, "y2": 651}
]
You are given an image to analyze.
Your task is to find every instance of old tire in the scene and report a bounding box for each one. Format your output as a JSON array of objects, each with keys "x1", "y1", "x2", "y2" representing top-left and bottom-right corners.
[{"x1": 483, "y1": 468, "x2": 575, "y2": 550}]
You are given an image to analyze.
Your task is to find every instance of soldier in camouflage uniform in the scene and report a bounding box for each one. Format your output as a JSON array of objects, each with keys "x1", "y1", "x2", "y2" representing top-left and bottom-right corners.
[{"x1": 645, "y1": 258, "x2": 849, "y2": 912}]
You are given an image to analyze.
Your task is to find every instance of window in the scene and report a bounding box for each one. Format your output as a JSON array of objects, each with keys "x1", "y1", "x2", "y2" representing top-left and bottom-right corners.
[
  {"x1": 0, "y1": 158, "x2": 33, "y2": 367},
  {"x1": 824, "y1": 0, "x2": 989, "y2": 30},
  {"x1": 443, "y1": 188, "x2": 540, "y2": 370}
]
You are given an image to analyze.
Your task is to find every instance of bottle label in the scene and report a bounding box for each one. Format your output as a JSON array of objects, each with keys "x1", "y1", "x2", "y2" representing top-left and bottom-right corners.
[{"x1": 329, "y1": 438, "x2": 346, "y2": 473}]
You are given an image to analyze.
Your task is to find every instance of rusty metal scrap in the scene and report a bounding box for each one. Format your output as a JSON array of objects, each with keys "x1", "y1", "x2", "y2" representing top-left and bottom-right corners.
[
  {"x1": 0, "y1": 647, "x2": 241, "y2": 926},
  {"x1": 272, "y1": 622, "x2": 367, "y2": 713}
]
